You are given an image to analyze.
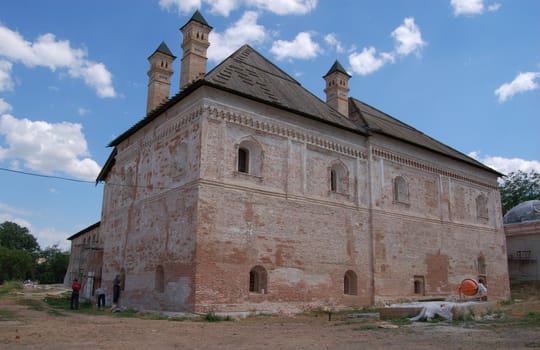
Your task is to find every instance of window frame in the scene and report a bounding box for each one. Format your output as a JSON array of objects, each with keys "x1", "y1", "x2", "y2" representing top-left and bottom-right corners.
[
  {"x1": 249, "y1": 265, "x2": 268, "y2": 294},
  {"x1": 393, "y1": 175, "x2": 409, "y2": 204},
  {"x1": 343, "y1": 270, "x2": 358, "y2": 295}
]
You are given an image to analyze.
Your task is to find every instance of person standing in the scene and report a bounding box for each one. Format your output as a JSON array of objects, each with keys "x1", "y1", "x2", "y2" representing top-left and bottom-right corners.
[
  {"x1": 70, "y1": 278, "x2": 81, "y2": 310},
  {"x1": 477, "y1": 279, "x2": 488, "y2": 301},
  {"x1": 95, "y1": 286, "x2": 106, "y2": 310},
  {"x1": 112, "y1": 275, "x2": 121, "y2": 308}
]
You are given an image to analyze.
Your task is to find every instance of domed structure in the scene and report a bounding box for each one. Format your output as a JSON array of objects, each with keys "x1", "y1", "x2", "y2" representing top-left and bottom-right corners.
[
  {"x1": 504, "y1": 199, "x2": 540, "y2": 282},
  {"x1": 503, "y1": 200, "x2": 540, "y2": 224}
]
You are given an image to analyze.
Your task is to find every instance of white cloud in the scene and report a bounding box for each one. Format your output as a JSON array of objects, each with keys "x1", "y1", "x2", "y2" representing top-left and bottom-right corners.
[
  {"x1": 0, "y1": 60, "x2": 14, "y2": 91},
  {"x1": 0, "y1": 202, "x2": 32, "y2": 217},
  {"x1": 450, "y1": 0, "x2": 500, "y2": 16},
  {"x1": 469, "y1": 151, "x2": 540, "y2": 176},
  {"x1": 270, "y1": 32, "x2": 322, "y2": 61},
  {"x1": 0, "y1": 25, "x2": 116, "y2": 98},
  {"x1": 208, "y1": 11, "x2": 267, "y2": 61},
  {"x1": 34, "y1": 227, "x2": 70, "y2": 250},
  {"x1": 159, "y1": 0, "x2": 202, "y2": 15},
  {"x1": 324, "y1": 33, "x2": 344, "y2": 53},
  {"x1": 0, "y1": 212, "x2": 33, "y2": 233},
  {"x1": 347, "y1": 17, "x2": 424, "y2": 76},
  {"x1": 0, "y1": 207, "x2": 70, "y2": 250},
  {"x1": 247, "y1": 0, "x2": 317, "y2": 15},
  {"x1": 494, "y1": 72, "x2": 540, "y2": 102},
  {"x1": 78, "y1": 107, "x2": 90, "y2": 116},
  {"x1": 0, "y1": 98, "x2": 12, "y2": 114},
  {"x1": 0, "y1": 114, "x2": 101, "y2": 181},
  {"x1": 159, "y1": 0, "x2": 316, "y2": 16},
  {"x1": 391, "y1": 17, "x2": 426, "y2": 56},
  {"x1": 487, "y1": 3, "x2": 501, "y2": 12},
  {"x1": 349, "y1": 47, "x2": 394, "y2": 76},
  {"x1": 451, "y1": 0, "x2": 484, "y2": 16}
]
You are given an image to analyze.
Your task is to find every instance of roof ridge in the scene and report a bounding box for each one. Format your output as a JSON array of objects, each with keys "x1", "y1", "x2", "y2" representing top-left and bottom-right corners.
[
  {"x1": 231, "y1": 50, "x2": 299, "y2": 85},
  {"x1": 350, "y1": 98, "x2": 501, "y2": 175}
]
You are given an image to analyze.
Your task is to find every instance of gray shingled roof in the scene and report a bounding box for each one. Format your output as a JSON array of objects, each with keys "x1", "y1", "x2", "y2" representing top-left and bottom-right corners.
[
  {"x1": 350, "y1": 98, "x2": 500, "y2": 173},
  {"x1": 151, "y1": 41, "x2": 175, "y2": 58},
  {"x1": 324, "y1": 60, "x2": 351, "y2": 78},
  {"x1": 180, "y1": 9, "x2": 213, "y2": 30},
  {"x1": 99, "y1": 44, "x2": 500, "y2": 182},
  {"x1": 205, "y1": 45, "x2": 362, "y2": 132}
]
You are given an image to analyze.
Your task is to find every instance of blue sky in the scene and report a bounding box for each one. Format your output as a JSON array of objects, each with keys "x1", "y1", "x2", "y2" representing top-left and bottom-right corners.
[{"x1": 0, "y1": 0, "x2": 539, "y2": 250}]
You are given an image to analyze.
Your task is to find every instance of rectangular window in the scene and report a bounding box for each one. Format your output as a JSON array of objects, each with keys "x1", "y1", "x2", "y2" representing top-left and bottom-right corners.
[
  {"x1": 238, "y1": 148, "x2": 249, "y2": 173},
  {"x1": 414, "y1": 275, "x2": 425, "y2": 295}
]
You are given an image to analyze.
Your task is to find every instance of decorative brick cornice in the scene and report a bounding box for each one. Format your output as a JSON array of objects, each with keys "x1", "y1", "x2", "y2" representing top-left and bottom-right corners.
[
  {"x1": 207, "y1": 105, "x2": 368, "y2": 160},
  {"x1": 372, "y1": 147, "x2": 497, "y2": 190}
]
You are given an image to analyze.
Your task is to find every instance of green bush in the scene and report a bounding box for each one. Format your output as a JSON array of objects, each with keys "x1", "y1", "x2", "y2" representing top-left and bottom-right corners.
[
  {"x1": 204, "y1": 312, "x2": 231, "y2": 322},
  {"x1": 0, "y1": 280, "x2": 23, "y2": 296}
]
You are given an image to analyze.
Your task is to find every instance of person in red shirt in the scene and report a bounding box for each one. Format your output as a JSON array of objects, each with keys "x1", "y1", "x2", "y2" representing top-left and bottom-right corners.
[{"x1": 70, "y1": 278, "x2": 82, "y2": 310}]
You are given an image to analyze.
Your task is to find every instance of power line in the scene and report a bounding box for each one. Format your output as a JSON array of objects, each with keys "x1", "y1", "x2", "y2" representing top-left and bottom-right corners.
[
  {"x1": 0, "y1": 167, "x2": 177, "y2": 191},
  {"x1": 0, "y1": 167, "x2": 96, "y2": 184}
]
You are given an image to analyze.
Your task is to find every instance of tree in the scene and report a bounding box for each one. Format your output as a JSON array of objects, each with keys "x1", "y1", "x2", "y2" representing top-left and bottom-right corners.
[
  {"x1": 34, "y1": 245, "x2": 70, "y2": 284},
  {"x1": 499, "y1": 170, "x2": 540, "y2": 214},
  {"x1": 0, "y1": 221, "x2": 40, "y2": 254},
  {"x1": 0, "y1": 246, "x2": 33, "y2": 283}
]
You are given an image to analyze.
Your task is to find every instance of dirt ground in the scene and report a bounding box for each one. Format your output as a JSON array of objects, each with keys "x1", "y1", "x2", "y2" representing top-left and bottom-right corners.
[{"x1": 1, "y1": 283, "x2": 539, "y2": 350}]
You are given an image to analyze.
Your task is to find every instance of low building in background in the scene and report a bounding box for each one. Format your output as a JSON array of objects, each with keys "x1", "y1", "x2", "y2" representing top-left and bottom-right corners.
[{"x1": 504, "y1": 200, "x2": 540, "y2": 281}]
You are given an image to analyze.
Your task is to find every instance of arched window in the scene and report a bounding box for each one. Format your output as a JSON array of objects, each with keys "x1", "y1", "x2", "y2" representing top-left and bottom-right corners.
[
  {"x1": 393, "y1": 176, "x2": 409, "y2": 203},
  {"x1": 238, "y1": 148, "x2": 249, "y2": 173},
  {"x1": 477, "y1": 256, "x2": 486, "y2": 276},
  {"x1": 249, "y1": 265, "x2": 267, "y2": 294},
  {"x1": 155, "y1": 265, "x2": 164, "y2": 293},
  {"x1": 330, "y1": 169, "x2": 337, "y2": 192},
  {"x1": 343, "y1": 270, "x2": 358, "y2": 295},
  {"x1": 476, "y1": 194, "x2": 488, "y2": 219},
  {"x1": 172, "y1": 143, "x2": 188, "y2": 180},
  {"x1": 329, "y1": 160, "x2": 349, "y2": 194},
  {"x1": 236, "y1": 137, "x2": 263, "y2": 177}
]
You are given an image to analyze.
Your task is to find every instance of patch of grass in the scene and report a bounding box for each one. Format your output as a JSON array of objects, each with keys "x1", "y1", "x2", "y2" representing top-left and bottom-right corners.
[
  {"x1": 18, "y1": 298, "x2": 46, "y2": 311},
  {"x1": 203, "y1": 312, "x2": 231, "y2": 322},
  {"x1": 352, "y1": 325, "x2": 379, "y2": 331},
  {"x1": 141, "y1": 313, "x2": 171, "y2": 320},
  {"x1": 0, "y1": 281, "x2": 23, "y2": 297},
  {"x1": 524, "y1": 341, "x2": 540, "y2": 348},
  {"x1": 390, "y1": 317, "x2": 412, "y2": 326},
  {"x1": 43, "y1": 294, "x2": 96, "y2": 315},
  {"x1": 500, "y1": 299, "x2": 514, "y2": 306},
  {"x1": 47, "y1": 308, "x2": 65, "y2": 317},
  {"x1": 522, "y1": 312, "x2": 540, "y2": 326},
  {"x1": 111, "y1": 309, "x2": 139, "y2": 318},
  {"x1": 0, "y1": 309, "x2": 18, "y2": 321},
  {"x1": 43, "y1": 293, "x2": 72, "y2": 310}
]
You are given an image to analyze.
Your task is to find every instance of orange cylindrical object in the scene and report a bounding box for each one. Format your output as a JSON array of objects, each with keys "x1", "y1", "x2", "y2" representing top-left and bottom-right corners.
[{"x1": 460, "y1": 278, "x2": 479, "y2": 296}]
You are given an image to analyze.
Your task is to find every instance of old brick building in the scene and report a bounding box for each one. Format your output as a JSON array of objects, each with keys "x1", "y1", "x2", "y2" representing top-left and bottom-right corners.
[{"x1": 67, "y1": 11, "x2": 510, "y2": 313}]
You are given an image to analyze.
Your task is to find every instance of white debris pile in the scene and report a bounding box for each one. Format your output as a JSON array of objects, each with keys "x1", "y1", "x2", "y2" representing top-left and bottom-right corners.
[{"x1": 385, "y1": 300, "x2": 495, "y2": 321}]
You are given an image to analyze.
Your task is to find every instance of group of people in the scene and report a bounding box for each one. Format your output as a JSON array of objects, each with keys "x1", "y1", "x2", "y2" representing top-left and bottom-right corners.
[{"x1": 70, "y1": 274, "x2": 122, "y2": 310}]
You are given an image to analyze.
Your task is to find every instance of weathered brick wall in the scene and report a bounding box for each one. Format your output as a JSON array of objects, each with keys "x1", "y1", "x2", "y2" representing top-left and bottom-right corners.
[
  {"x1": 195, "y1": 185, "x2": 372, "y2": 313},
  {"x1": 100, "y1": 100, "x2": 204, "y2": 311},
  {"x1": 193, "y1": 92, "x2": 509, "y2": 312},
  {"x1": 97, "y1": 87, "x2": 510, "y2": 314},
  {"x1": 195, "y1": 96, "x2": 373, "y2": 313},
  {"x1": 369, "y1": 137, "x2": 509, "y2": 304}
]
